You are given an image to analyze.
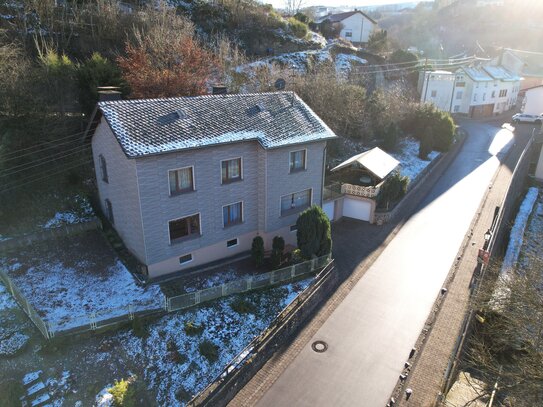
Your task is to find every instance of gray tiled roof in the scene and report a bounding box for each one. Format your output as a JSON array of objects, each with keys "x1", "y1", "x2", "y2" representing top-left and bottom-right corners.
[{"x1": 98, "y1": 92, "x2": 337, "y2": 158}]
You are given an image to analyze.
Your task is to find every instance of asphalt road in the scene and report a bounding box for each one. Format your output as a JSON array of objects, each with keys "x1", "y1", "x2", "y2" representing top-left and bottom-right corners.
[{"x1": 255, "y1": 122, "x2": 517, "y2": 407}]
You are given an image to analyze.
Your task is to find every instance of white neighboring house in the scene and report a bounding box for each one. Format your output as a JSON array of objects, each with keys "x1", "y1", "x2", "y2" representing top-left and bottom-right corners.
[
  {"x1": 419, "y1": 65, "x2": 520, "y2": 117},
  {"x1": 419, "y1": 70, "x2": 455, "y2": 112},
  {"x1": 318, "y1": 10, "x2": 377, "y2": 44},
  {"x1": 521, "y1": 85, "x2": 543, "y2": 115}
]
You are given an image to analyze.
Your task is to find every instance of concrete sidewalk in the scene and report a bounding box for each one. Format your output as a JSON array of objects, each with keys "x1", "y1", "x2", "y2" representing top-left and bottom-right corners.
[{"x1": 395, "y1": 127, "x2": 533, "y2": 407}]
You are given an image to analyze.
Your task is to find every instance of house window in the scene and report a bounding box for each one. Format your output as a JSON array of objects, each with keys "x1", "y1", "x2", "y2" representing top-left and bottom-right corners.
[
  {"x1": 169, "y1": 167, "x2": 194, "y2": 195},
  {"x1": 289, "y1": 150, "x2": 306, "y2": 173},
  {"x1": 290, "y1": 224, "x2": 298, "y2": 232},
  {"x1": 169, "y1": 214, "x2": 200, "y2": 243},
  {"x1": 473, "y1": 93, "x2": 477, "y2": 102},
  {"x1": 430, "y1": 90, "x2": 437, "y2": 97},
  {"x1": 227, "y1": 238, "x2": 238, "y2": 248},
  {"x1": 492, "y1": 91, "x2": 496, "y2": 98},
  {"x1": 105, "y1": 199, "x2": 114, "y2": 224},
  {"x1": 344, "y1": 30, "x2": 353, "y2": 38},
  {"x1": 221, "y1": 158, "x2": 242, "y2": 184},
  {"x1": 453, "y1": 105, "x2": 460, "y2": 113},
  {"x1": 280, "y1": 189, "x2": 311, "y2": 216},
  {"x1": 179, "y1": 254, "x2": 193, "y2": 265},
  {"x1": 499, "y1": 89, "x2": 507, "y2": 97},
  {"x1": 483, "y1": 93, "x2": 486, "y2": 101},
  {"x1": 223, "y1": 202, "x2": 243, "y2": 227},
  {"x1": 99, "y1": 155, "x2": 108, "y2": 183},
  {"x1": 455, "y1": 82, "x2": 465, "y2": 88},
  {"x1": 456, "y1": 91, "x2": 463, "y2": 100}
]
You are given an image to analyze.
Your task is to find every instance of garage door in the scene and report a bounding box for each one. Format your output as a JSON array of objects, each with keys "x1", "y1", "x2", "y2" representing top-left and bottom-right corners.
[{"x1": 343, "y1": 197, "x2": 372, "y2": 221}]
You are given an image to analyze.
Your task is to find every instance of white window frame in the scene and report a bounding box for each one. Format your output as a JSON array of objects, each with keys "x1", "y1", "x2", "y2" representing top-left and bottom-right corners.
[
  {"x1": 168, "y1": 166, "x2": 195, "y2": 196},
  {"x1": 226, "y1": 238, "x2": 239, "y2": 248},
  {"x1": 179, "y1": 253, "x2": 193, "y2": 265},
  {"x1": 99, "y1": 154, "x2": 108, "y2": 183},
  {"x1": 290, "y1": 224, "x2": 298, "y2": 233},
  {"x1": 222, "y1": 201, "x2": 244, "y2": 228},
  {"x1": 220, "y1": 157, "x2": 243, "y2": 184},
  {"x1": 280, "y1": 188, "x2": 313, "y2": 217},
  {"x1": 167, "y1": 212, "x2": 202, "y2": 245},
  {"x1": 289, "y1": 148, "x2": 307, "y2": 173},
  {"x1": 344, "y1": 29, "x2": 353, "y2": 38}
]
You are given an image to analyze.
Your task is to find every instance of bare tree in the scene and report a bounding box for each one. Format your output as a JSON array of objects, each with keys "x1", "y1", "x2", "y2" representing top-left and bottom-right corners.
[{"x1": 284, "y1": 0, "x2": 305, "y2": 15}]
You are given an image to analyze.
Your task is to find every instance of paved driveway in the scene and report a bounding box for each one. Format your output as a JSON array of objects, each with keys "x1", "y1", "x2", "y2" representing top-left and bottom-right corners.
[{"x1": 254, "y1": 123, "x2": 514, "y2": 407}]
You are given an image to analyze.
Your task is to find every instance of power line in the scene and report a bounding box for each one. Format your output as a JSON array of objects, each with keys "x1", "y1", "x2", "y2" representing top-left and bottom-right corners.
[
  {"x1": 0, "y1": 146, "x2": 92, "y2": 178},
  {"x1": 1, "y1": 129, "x2": 88, "y2": 158},
  {"x1": 2, "y1": 135, "x2": 89, "y2": 163},
  {"x1": 0, "y1": 144, "x2": 92, "y2": 175},
  {"x1": 0, "y1": 159, "x2": 94, "y2": 195}
]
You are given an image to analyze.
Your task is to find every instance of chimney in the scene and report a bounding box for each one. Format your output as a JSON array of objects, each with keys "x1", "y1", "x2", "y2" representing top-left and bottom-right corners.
[
  {"x1": 212, "y1": 84, "x2": 228, "y2": 95},
  {"x1": 97, "y1": 86, "x2": 122, "y2": 102}
]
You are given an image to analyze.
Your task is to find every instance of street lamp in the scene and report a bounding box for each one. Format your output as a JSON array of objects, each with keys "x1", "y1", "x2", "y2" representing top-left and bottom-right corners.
[{"x1": 483, "y1": 229, "x2": 492, "y2": 250}]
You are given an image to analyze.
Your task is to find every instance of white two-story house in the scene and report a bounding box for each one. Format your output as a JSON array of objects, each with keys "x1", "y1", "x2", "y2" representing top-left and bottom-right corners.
[
  {"x1": 88, "y1": 92, "x2": 337, "y2": 279},
  {"x1": 318, "y1": 10, "x2": 377, "y2": 45}
]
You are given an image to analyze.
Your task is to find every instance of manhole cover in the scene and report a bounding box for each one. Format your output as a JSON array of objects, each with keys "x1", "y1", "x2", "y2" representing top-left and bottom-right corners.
[{"x1": 311, "y1": 340, "x2": 328, "y2": 353}]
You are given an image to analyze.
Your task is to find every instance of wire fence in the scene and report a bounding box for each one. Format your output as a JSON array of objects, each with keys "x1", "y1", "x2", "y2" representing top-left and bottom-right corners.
[
  {"x1": 166, "y1": 254, "x2": 332, "y2": 312},
  {"x1": 1, "y1": 254, "x2": 332, "y2": 339},
  {"x1": 0, "y1": 269, "x2": 52, "y2": 339}
]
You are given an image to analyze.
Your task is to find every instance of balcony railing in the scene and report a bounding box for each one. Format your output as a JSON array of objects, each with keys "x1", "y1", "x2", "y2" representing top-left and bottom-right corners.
[{"x1": 341, "y1": 182, "x2": 383, "y2": 198}]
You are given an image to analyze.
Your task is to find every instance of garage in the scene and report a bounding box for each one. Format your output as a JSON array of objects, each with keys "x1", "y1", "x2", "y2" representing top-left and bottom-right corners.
[{"x1": 343, "y1": 197, "x2": 373, "y2": 222}]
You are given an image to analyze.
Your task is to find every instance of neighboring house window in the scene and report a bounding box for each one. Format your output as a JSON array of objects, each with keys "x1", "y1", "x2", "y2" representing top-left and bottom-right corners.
[
  {"x1": 169, "y1": 214, "x2": 200, "y2": 243},
  {"x1": 491, "y1": 91, "x2": 496, "y2": 98},
  {"x1": 473, "y1": 93, "x2": 477, "y2": 102},
  {"x1": 223, "y1": 202, "x2": 243, "y2": 227},
  {"x1": 281, "y1": 189, "x2": 311, "y2": 216},
  {"x1": 344, "y1": 30, "x2": 353, "y2": 38},
  {"x1": 290, "y1": 224, "x2": 298, "y2": 232},
  {"x1": 227, "y1": 238, "x2": 238, "y2": 248},
  {"x1": 289, "y1": 150, "x2": 306, "y2": 173},
  {"x1": 179, "y1": 254, "x2": 192, "y2": 265},
  {"x1": 430, "y1": 90, "x2": 437, "y2": 97},
  {"x1": 105, "y1": 199, "x2": 114, "y2": 224},
  {"x1": 99, "y1": 154, "x2": 108, "y2": 183},
  {"x1": 499, "y1": 89, "x2": 507, "y2": 97},
  {"x1": 453, "y1": 105, "x2": 460, "y2": 113},
  {"x1": 483, "y1": 93, "x2": 486, "y2": 101},
  {"x1": 456, "y1": 91, "x2": 463, "y2": 100},
  {"x1": 221, "y1": 158, "x2": 242, "y2": 183},
  {"x1": 169, "y1": 167, "x2": 194, "y2": 195}
]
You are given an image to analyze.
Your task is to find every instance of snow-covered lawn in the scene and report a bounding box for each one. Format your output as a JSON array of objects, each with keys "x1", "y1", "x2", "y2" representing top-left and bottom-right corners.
[
  {"x1": 391, "y1": 137, "x2": 439, "y2": 181},
  {"x1": 0, "y1": 231, "x2": 162, "y2": 333},
  {"x1": 119, "y1": 279, "x2": 311, "y2": 405}
]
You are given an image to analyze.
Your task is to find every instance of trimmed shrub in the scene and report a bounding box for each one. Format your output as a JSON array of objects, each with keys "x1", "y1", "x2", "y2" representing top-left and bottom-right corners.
[
  {"x1": 108, "y1": 379, "x2": 136, "y2": 407},
  {"x1": 288, "y1": 17, "x2": 308, "y2": 39},
  {"x1": 296, "y1": 205, "x2": 332, "y2": 260},
  {"x1": 184, "y1": 320, "x2": 205, "y2": 336},
  {"x1": 131, "y1": 316, "x2": 148, "y2": 338},
  {"x1": 230, "y1": 297, "x2": 256, "y2": 314},
  {"x1": 251, "y1": 235, "x2": 265, "y2": 267},
  {"x1": 199, "y1": 340, "x2": 219, "y2": 362},
  {"x1": 271, "y1": 235, "x2": 285, "y2": 269},
  {"x1": 378, "y1": 171, "x2": 410, "y2": 209}
]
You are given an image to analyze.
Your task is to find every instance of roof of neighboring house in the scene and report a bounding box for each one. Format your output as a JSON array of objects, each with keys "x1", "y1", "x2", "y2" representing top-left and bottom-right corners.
[
  {"x1": 459, "y1": 66, "x2": 493, "y2": 82},
  {"x1": 95, "y1": 92, "x2": 337, "y2": 158},
  {"x1": 319, "y1": 10, "x2": 377, "y2": 25},
  {"x1": 331, "y1": 147, "x2": 400, "y2": 180},
  {"x1": 483, "y1": 65, "x2": 520, "y2": 81},
  {"x1": 504, "y1": 49, "x2": 543, "y2": 78}
]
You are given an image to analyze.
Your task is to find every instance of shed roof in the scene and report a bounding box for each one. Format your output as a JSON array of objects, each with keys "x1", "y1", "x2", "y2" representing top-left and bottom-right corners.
[
  {"x1": 331, "y1": 147, "x2": 400, "y2": 180},
  {"x1": 96, "y1": 92, "x2": 337, "y2": 158}
]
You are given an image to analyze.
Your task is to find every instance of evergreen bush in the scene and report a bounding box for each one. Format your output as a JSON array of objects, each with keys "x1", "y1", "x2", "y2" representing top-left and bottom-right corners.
[
  {"x1": 271, "y1": 235, "x2": 285, "y2": 269},
  {"x1": 251, "y1": 236, "x2": 265, "y2": 267},
  {"x1": 296, "y1": 206, "x2": 332, "y2": 260}
]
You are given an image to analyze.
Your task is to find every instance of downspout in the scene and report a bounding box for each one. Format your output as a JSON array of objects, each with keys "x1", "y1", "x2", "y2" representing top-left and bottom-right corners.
[
  {"x1": 449, "y1": 73, "x2": 457, "y2": 113},
  {"x1": 423, "y1": 70, "x2": 430, "y2": 103},
  {"x1": 321, "y1": 144, "x2": 327, "y2": 207}
]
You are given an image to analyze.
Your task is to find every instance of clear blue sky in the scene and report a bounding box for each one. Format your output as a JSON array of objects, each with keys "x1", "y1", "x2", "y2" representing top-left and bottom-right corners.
[{"x1": 266, "y1": 0, "x2": 431, "y2": 8}]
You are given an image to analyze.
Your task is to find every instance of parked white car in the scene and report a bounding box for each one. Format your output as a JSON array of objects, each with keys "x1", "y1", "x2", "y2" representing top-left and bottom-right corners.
[{"x1": 512, "y1": 113, "x2": 543, "y2": 124}]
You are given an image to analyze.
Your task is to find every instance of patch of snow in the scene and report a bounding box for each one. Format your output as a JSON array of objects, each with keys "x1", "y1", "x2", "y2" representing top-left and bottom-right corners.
[
  {"x1": 0, "y1": 332, "x2": 29, "y2": 356},
  {"x1": 0, "y1": 234, "x2": 11, "y2": 241},
  {"x1": 1, "y1": 259, "x2": 162, "y2": 332},
  {"x1": 501, "y1": 187, "x2": 539, "y2": 274},
  {"x1": 391, "y1": 137, "x2": 439, "y2": 181},
  {"x1": 41, "y1": 195, "x2": 95, "y2": 229},
  {"x1": 23, "y1": 371, "x2": 42, "y2": 386},
  {"x1": 27, "y1": 381, "x2": 46, "y2": 396},
  {"x1": 334, "y1": 53, "x2": 367, "y2": 74},
  {"x1": 31, "y1": 393, "x2": 50, "y2": 407},
  {"x1": 95, "y1": 385, "x2": 113, "y2": 407},
  {"x1": 0, "y1": 282, "x2": 17, "y2": 311}
]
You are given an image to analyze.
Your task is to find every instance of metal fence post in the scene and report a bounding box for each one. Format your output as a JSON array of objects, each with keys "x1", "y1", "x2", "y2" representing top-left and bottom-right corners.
[
  {"x1": 222, "y1": 284, "x2": 226, "y2": 297},
  {"x1": 128, "y1": 304, "x2": 134, "y2": 320},
  {"x1": 90, "y1": 313, "x2": 97, "y2": 330},
  {"x1": 247, "y1": 277, "x2": 252, "y2": 291},
  {"x1": 291, "y1": 265, "x2": 295, "y2": 278},
  {"x1": 195, "y1": 291, "x2": 201, "y2": 304}
]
